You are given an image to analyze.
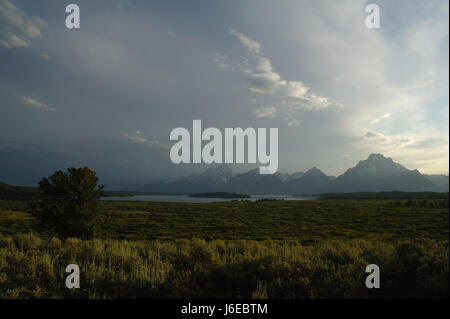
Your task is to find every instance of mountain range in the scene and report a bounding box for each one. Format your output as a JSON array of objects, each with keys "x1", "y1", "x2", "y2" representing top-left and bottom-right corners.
[{"x1": 144, "y1": 154, "x2": 449, "y2": 194}]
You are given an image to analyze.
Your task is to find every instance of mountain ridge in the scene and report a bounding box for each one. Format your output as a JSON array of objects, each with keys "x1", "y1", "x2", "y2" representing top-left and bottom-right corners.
[{"x1": 144, "y1": 154, "x2": 449, "y2": 194}]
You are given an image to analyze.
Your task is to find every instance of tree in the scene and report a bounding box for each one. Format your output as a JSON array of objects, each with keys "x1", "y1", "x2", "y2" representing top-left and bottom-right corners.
[{"x1": 31, "y1": 167, "x2": 104, "y2": 239}]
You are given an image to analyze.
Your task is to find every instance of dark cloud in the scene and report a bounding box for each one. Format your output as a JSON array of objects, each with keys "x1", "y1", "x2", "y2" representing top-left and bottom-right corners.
[{"x1": 0, "y1": 0, "x2": 448, "y2": 186}]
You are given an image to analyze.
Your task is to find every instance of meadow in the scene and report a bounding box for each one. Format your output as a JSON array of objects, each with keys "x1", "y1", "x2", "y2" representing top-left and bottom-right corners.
[{"x1": 0, "y1": 199, "x2": 448, "y2": 298}]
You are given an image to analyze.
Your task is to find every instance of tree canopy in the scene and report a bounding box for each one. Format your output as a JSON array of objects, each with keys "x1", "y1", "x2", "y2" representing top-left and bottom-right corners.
[{"x1": 31, "y1": 167, "x2": 104, "y2": 238}]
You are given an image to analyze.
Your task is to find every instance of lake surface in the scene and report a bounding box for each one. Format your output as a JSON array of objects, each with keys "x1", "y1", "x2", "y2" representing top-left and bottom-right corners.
[{"x1": 101, "y1": 194, "x2": 312, "y2": 203}]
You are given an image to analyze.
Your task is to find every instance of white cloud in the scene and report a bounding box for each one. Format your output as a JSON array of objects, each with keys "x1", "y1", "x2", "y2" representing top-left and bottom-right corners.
[
  {"x1": 130, "y1": 136, "x2": 148, "y2": 144},
  {"x1": 364, "y1": 131, "x2": 411, "y2": 146},
  {"x1": 21, "y1": 96, "x2": 55, "y2": 111},
  {"x1": 252, "y1": 106, "x2": 277, "y2": 118},
  {"x1": 214, "y1": 53, "x2": 233, "y2": 71},
  {"x1": 218, "y1": 28, "x2": 341, "y2": 126},
  {"x1": 362, "y1": 130, "x2": 448, "y2": 174},
  {"x1": 0, "y1": 0, "x2": 47, "y2": 49},
  {"x1": 1, "y1": 34, "x2": 28, "y2": 48},
  {"x1": 229, "y1": 28, "x2": 261, "y2": 53},
  {"x1": 123, "y1": 132, "x2": 169, "y2": 149},
  {"x1": 370, "y1": 113, "x2": 391, "y2": 125}
]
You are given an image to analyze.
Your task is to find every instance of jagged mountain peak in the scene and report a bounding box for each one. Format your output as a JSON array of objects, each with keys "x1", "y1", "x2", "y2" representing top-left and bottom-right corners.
[
  {"x1": 333, "y1": 154, "x2": 434, "y2": 192},
  {"x1": 361, "y1": 153, "x2": 394, "y2": 167},
  {"x1": 352, "y1": 153, "x2": 408, "y2": 175},
  {"x1": 201, "y1": 164, "x2": 233, "y2": 176},
  {"x1": 367, "y1": 153, "x2": 389, "y2": 161},
  {"x1": 285, "y1": 171, "x2": 304, "y2": 181},
  {"x1": 304, "y1": 167, "x2": 326, "y2": 177}
]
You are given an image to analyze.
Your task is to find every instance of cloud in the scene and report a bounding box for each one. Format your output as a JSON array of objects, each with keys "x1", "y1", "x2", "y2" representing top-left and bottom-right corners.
[
  {"x1": 364, "y1": 131, "x2": 411, "y2": 146},
  {"x1": 229, "y1": 28, "x2": 261, "y2": 53},
  {"x1": 1, "y1": 34, "x2": 28, "y2": 48},
  {"x1": 0, "y1": 1, "x2": 447, "y2": 182},
  {"x1": 0, "y1": 0, "x2": 47, "y2": 49},
  {"x1": 361, "y1": 131, "x2": 449, "y2": 172},
  {"x1": 370, "y1": 113, "x2": 391, "y2": 125},
  {"x1": 252, "y1": 106, "x2": 277, "y2": 118},
  {"x1": 38, "y1": 53, "x2": 50, "y2": 60},
  {"x1": 123, "y1": 132, "x2": 169, "y2": 149},
  {"x1": 403, "y1": 136, "x2": 449, "y2": 149},
  {"x1": 130, "y1": 136, "x2": 148, "y2": 144},
  {"x1": 21, "y1": 96, "x2": 55, "y2": 111},
  {"x1": 365, "y1": 131, "x2": 384, "y2": 140},
  {"x1": 217, "y1": 28, "x2": 341, "y2": 126},
  {"x1": 214, "y1": 53, "x2": 234, "y2": 71}
]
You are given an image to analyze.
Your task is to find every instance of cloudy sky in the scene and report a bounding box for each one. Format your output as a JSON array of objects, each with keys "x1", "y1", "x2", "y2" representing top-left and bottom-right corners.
[{"x1": 0, "y1": 0, "x2": 448, "y2": 188}]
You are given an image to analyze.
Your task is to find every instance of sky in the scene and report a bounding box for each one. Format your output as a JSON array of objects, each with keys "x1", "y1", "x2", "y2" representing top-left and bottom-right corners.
[{"x1": 0, "y1": 0, "x2": 448, "y2": 188}]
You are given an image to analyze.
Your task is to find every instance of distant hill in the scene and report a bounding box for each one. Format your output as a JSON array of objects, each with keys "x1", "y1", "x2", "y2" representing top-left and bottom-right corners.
[
  {"x1": 142, "y1": 154, "x2": 449, "y2": 194},
  {"x1": 0, "y1": 182, "x2": 142, "y2": 200},
  {"x1": 0, "y1": 182, "x2": 38, "y2": 200},
  {"x1": 317, "y1": 191, "x2": 449, "y2": 200}
]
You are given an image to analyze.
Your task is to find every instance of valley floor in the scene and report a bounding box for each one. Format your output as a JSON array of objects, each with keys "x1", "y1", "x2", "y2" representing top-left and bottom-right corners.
[
  {"x1": 1, "y1": 199, "x2": 448, "y2": 241},
  {"x1": 0, "y1": 199, "x2": 448, "y2": 298}
]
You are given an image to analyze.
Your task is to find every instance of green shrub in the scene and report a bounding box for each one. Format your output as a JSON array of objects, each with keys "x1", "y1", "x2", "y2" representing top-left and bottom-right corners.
[{"x1": 0, "y1": 235, "x2": 447, "y2": 299}]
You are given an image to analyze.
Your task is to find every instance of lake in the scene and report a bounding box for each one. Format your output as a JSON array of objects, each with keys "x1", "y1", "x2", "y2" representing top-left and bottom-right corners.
[{"x1": 101, "y1": 194, "x2": 312, "y2": 203}]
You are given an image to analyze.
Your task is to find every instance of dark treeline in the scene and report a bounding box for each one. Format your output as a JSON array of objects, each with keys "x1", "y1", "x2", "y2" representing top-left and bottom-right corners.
[
  {"x1": 317, "y1": 191, "x2": 449, "y2": 200},
  {"x1": 0, "y1": 182, "x2": 137, "y2": 201}
]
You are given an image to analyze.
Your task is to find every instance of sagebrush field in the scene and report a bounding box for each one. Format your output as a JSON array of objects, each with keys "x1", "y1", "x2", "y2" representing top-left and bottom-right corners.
[{"x1": 0, "y1": 199, "x2": 448, "y2": 298}]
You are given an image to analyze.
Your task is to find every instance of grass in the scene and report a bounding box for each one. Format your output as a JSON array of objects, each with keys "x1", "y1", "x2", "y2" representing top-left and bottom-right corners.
[
  {"x1": 0, "y1": 199, "x2": 448, "y2": 298},
  {"x1": 2, "y1": 199, "x2": 447, "y2": 241},
  {"x1": 97, "y1": 199, "x2": 449, "y2": 241},
  {"x1": 0, "y1": 234, "x2": 447, "y2": 299}
]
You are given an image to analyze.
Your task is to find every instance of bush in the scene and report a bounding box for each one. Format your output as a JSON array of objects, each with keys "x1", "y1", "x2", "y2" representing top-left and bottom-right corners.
[{"x1": 0, "y1": 236, "x2": 447, "y2": 299}]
